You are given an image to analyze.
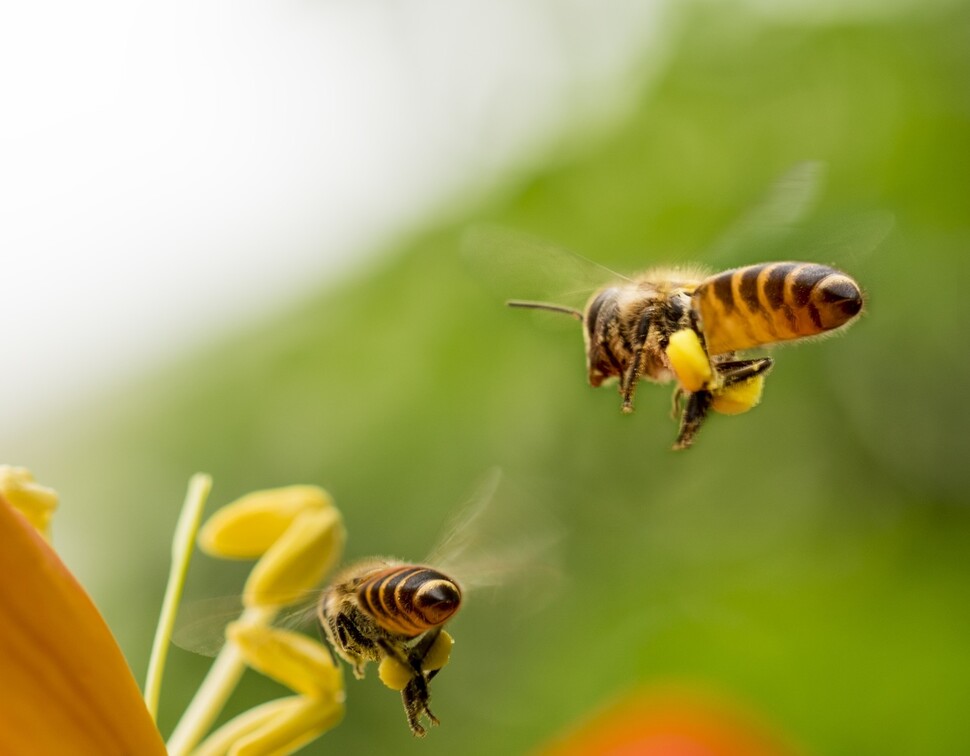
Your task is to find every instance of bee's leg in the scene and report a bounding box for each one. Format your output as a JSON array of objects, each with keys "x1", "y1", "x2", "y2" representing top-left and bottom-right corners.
[
  {"x1": 410, "y1": 627, "x2": 443, "y2": 666},
  {"x1": 673, "y1": 390, "x2": 712, "y2": 450},
  {"x1": 673, "y1": 359, "x2": 773, "y2": 448},
  {"x1": 670, "y1": 386, "x2": 685, "y2": 420},
  {"x1": 333, "y1": 613, "x2": 380, "y2": 679},
  {"x1": 376, "y1": 628, "x2": 439, "y2": 676},
  {"x1": 714, "y1": 357, "x2": 773, "y2": 386},
  {"x1": 410, "y1": 627, "x2": 445, "y2": 686},
  {"x1": 401, "y1": 676, "x2": 437, "y2": 737},
  {"x1": 380, "y1": 631, "x2": 442, "y2": 737},
  {"x1": 620, "y1": 352, "x2": 643, "y2": 414},
  {"x1": 620, "y1": 314, "x2": 654, "y2": 414},
  {"x1": 376, "y1": 637, "x2": 429, "y2": 736}
]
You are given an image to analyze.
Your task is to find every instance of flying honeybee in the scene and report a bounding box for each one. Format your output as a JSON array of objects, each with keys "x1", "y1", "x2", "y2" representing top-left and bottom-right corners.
[
  {"x1": 317, "y1": 559, "x2": 462, "y2": 736},
  {"x1": 509, "y1": 261, "x2": 863, "y2": 449},
  {"x1": 175, "y1": 473, "x2": 556, "y2": 739},
  {"x1": 464, "y1": 164, "x2": 889, "y2": 449},
  {"x1": 317, "y1": 470, "x2": 555, "y2": 736}
]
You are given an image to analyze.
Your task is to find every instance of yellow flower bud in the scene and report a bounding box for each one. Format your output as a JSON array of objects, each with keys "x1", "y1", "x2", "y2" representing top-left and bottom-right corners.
[
  {"x1": 0, "y1": 466, "x2": 58, "y2": 541},
  {"x1": 242, "y1": 506, "x2": 345, "y2": 608},
  {"x1": 199, "y1": 486, "x2": 335, "y2": 559},
  {"x1": 226, "y1": 622, "x2": 343, "y2": 700},
  {"x1": 231, "y1": 696, "x2": 344, "y2": 756},
  {"x1": 193, "y1": 695, "x2": 344, "y2": 756}
]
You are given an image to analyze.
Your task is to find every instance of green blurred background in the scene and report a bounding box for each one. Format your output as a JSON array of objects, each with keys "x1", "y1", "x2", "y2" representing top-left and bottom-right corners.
[{"x1": 8, "y1": 2, "x2": 970, "y2": 753}]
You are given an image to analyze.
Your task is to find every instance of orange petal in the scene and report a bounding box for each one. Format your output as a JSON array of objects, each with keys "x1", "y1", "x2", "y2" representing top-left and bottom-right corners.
[
  {"x1": 540, "y1": 684, "x2": 801, "y2": 756},
  {"x1": 0, "y1": 495, "x2": 166, "y2": 755}
]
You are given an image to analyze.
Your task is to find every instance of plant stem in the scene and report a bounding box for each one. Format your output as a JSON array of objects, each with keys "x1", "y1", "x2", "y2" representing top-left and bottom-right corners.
[
  {"x1": 144, "y1": 473, "x2": 212, "y2": 720},
  {"x1": 166, "y1": 605, "x2": 277, "y2": 756}
]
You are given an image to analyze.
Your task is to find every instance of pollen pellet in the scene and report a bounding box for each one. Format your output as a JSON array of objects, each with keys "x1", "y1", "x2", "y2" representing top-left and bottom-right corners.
[
  {"x1": 666, "y1": 329, "x2": 713, "y2": 393},
  {"x1": 712, "y1": 375, "x2": 765, "y2": 415},
  {"x1": 375, "y1": 631, "x2": 453, "y2": 691},
  {"x1": 378, "y1": 656, "x2": 413, "y2": 691},
  {"x1": 422, "y1": 631, "x2": 453, "y2": 673},
  {"x1": 242, "y1": 506, "x2": 345, "y2": 608}
]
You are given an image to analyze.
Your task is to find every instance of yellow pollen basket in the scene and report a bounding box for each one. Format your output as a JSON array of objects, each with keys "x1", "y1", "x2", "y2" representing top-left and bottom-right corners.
[
  {"x1": 666, "y1": 330, "x2": 713, "y2": 393},
  {"x1": 712, "y1": 375, "x2": 765, "y2": 415},
  {"x1": 378, "y1": 631, "x2": 454, "y2": 692}
]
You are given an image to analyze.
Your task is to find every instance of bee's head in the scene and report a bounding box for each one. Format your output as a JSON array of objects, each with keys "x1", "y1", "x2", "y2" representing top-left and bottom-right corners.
[{"x1": 583, "y1": 287, "x2": 623, "y2": 387}]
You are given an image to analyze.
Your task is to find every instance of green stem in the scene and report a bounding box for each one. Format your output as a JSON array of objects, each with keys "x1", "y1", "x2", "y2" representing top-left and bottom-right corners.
[
  {"x1": 144, "y1": 473, "x2": 212, "y2": 720},
  {"x1": 166, "y1": 605, "x2": 277, "y2": 756}
]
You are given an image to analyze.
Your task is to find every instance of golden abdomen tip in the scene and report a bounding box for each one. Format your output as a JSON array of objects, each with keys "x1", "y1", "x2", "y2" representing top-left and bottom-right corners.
[
  {"x1": 414, "y1": 580, "x2": 461, "y2": 625},
  {"x1": 815, "y1": 274, "x2": 863, "y2": 329}
]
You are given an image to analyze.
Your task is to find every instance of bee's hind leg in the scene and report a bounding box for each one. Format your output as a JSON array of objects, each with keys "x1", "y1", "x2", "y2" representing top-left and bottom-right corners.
[
  {"x1": 382, "y1": 630, "x2": 442, "y2": 737},
  {"x1": 401, "y1": 675, "x2": 439, "y2": 737},
  {"x1": 714, "y1": 357, "x2": 773, "y2": 386},
  {"x1": 673, "y1": 390, "x2": 712, "y2": 450}
]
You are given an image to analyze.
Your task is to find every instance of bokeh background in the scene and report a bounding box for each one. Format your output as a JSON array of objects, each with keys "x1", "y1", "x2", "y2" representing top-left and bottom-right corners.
[{"x1": 4, "y1": 1, "x2": 970, "y2": 753}]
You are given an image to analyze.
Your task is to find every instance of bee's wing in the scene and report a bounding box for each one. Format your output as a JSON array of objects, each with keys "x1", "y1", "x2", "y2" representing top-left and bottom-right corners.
[
  {"x1": 173, "y1": 591, "x2": 323, "y2": 657},
  {"x1": 172, "y1": 595, "x2": 245, "y2": 657},
  {"x1": 461, "y1": 224, "x2": 630, "y2": 312},
  {"x1": 703, "y1": 160, "x2": 894, "y2": 271},
  {"x1": 779, "y1": 208, "x2": 895, "y2": 272},
  {"x1": 425, "y1": 469, "x2": 562, "y2": 606},
  {"x1": 703, "y1": 161, "x2": 826, "y2": 267}
]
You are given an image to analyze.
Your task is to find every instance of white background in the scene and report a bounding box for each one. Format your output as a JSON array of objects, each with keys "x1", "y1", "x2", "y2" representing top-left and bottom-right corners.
[
  {"x1": 0, "y1": 1, "x2": 664, "y2": 437},
  {"x1": 0, "y1": 0, "x2": 926, "y2": 437}
]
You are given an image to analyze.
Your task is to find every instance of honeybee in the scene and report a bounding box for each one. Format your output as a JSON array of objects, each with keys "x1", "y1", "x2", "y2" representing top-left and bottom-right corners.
[
  {"x1": 508, "y1": 262, "x2": 863, "y2": 449},
  {"x1": 175, "y1": 473, "x2": 556, "y2": 741},
  {"x1": 317, "y1": 560, "x2": 461, "y2": 736},
  {"x1": 320, "y1": 471, "x2": 556, "y2": 737},
  {"x1": 464, "y1": 164, "x2": 888, "y2": 449}
]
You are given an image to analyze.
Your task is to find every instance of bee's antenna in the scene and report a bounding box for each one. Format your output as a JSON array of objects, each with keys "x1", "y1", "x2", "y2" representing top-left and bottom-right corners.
[{"x1": 506, "y1": 300, "x2": 583, "y2": 320}]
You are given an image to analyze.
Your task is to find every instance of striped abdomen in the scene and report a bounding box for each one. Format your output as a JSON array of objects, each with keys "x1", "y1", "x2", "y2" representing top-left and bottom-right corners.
[
  {"x1": 356, "y1": 565, "x2": 462, "y2": 637},
  {"x1": 693, "y1": 262, "x2": 863, "y2": 355}
]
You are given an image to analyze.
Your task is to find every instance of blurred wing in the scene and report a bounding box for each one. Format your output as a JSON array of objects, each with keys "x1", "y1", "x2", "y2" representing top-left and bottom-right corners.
[
  {"x1": 704, "y1": 161, "x2": 826, "y2": 267},
  {"x1": 172, "y1": 595, "x2": 244, "y2": 657},
  {"x1": 461, "y1": 224, "x2": 629, "y2": 311},
  {"x1": 173, "y1": 591, "x2": 323, "y2": 657},
  {"x1": 781, "y1": 208, "x2": 895, "y2": 271},
  {"x1": 426, "y1": 469, "x2": 563, "y2": 607}
]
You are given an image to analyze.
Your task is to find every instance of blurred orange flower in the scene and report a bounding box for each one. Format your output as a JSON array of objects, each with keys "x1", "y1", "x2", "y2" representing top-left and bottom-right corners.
[
  {"x1": 0, "y1": 493, "x2": 166, "y2": 755},
  {"x1": 540, "y1": 685, "x2": 801, "y2": 756}
]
